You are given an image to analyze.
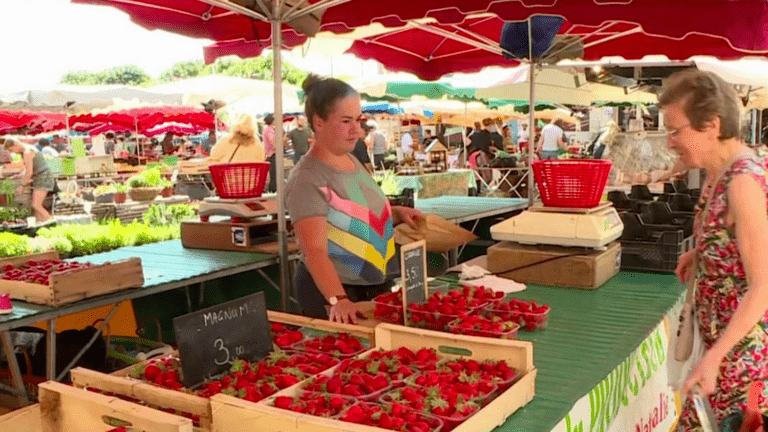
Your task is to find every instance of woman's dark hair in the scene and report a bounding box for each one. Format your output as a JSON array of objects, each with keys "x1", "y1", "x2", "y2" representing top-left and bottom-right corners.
[
  {"x1": 302, "y1": 74, "x2": 357, "y2": 132},
  {"x1": 38, "y1": 138, "x2": 50, "y2": 147},
  {"x1": 264, "y1": 114, "x2": 275, "y2": 126}
]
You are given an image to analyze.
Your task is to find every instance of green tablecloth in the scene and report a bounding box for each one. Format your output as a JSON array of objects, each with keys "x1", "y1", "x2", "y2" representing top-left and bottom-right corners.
[
  {"x1": 498, "y1": 272, "x2": 684, "y2": 432},
  {"x1": 396, "y1": 169, "x2": 475, "y2": 198}
]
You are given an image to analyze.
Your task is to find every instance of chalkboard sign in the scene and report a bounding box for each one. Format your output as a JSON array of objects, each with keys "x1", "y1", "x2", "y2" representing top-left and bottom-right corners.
[
  {"x1": 173, "y1": 292, "x2": 272, "y2": 387},
  {"x1": 401, "y1": 240, "x2": 428, "y2": 325}
]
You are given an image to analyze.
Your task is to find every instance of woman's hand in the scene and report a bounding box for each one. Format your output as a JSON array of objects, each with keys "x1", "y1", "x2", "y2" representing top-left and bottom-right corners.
[
  {"x1": 675, "y1": 249, "x2": 696, "y2": 284},
  {"x1": 393, "y1": 206, "x2": 425, "y2": 229},
  {"x1": 329, "y1": 299, "x2": 367, "y2": 324},
  {"x1": 682, "y1": 349, "x2": 724, "y2": 396}
]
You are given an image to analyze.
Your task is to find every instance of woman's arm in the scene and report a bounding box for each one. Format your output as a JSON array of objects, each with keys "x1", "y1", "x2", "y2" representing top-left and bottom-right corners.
[
  {"x1": 293, "y1": 216, "x2": 366, "y2": 323},
  {"x1": 712, "y1": 175, "x2": 768, "y2": 356},
  {"x1": 683, "y1": 174, "x2": 768, "y2": 394},
  {"x1": 22, "y1": 151, "x2": 33, "y2": 184}
]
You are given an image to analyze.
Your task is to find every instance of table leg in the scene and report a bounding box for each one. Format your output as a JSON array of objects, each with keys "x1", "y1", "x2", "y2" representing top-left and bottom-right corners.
[
  {"x1": 447, "y1": 249, "x2": 458, "y2": 267},
  {"x1": 0, "y1": 331, "x2": 29, "y2": 406},
  {"x1": 46, "y1": 319, "x2": 56, "y2": 381}
]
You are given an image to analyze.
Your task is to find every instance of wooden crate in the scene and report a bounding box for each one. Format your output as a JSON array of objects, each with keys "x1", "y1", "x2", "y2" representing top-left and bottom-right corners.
[
  {"x1": 179, "y1": 161, "x2": 211, "y2": 175},
  {"x1": 0, "y1": 403, "x2": 42, "y2": 432},
  {"x1": 38, "y1": 381, "x2": 193, "y2": 432},
  {"x1": 70, "y1": 312, "x2": 376, "y2": 431},
  {"x1": 210, "y1": 323, "x2": 536, "y2": 432},
  {"x1": 0, "y1": 251, "x2": 144, "y2": 306}
]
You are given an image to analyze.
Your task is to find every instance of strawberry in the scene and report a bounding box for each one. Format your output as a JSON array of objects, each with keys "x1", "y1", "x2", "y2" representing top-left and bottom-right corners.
[
  {"x1": 294, "y1": 333, "x2": 366, "y2": 359},
  {"x1": 274, "y1": 396, "x2": 294, "y2": 409}
]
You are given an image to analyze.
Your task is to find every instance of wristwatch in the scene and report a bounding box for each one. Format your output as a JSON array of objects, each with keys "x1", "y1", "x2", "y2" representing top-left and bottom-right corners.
[{"x1": 328, "y1": 294, "x2": 348, "y2": 306}]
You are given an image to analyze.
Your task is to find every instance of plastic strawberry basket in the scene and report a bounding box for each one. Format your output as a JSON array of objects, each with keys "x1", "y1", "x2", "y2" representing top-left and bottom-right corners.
[
  {"x1": 209, "y1": 162, "x2": 269, "y2": 198},
  {"x1": 379, "y1": 389, "x2": 481, "y2": 432},
  {"x1": 300, "y1": 373, "x2": 395, "y2": 402},
  {"x1": 408, "y1": 301, "x2": 489, "y2": 332},
  {"x1": 484, "y1": 301, "x2": 551, "y2": 331},
  {"x1": 339, "y1": 401, "x2": 444, "y2": 432},
  {"x1": 532, "y1": 159, "x2": 612, "y2": 208},
  {"x1": 289, "y1": 335, "x2": 370, "y2": 360},
  {"x1": 401, "y1": 375, "x2": 498, "y2": 407},
  {"x1": 434, "y1": 358, "x2": 520, "y2": 394},
  {"x1": 275, "y1": 391, "x2": 357, "y2": 419},
  {"x1": 447, "y1": 319, "x2": 520, "y2": 340}
]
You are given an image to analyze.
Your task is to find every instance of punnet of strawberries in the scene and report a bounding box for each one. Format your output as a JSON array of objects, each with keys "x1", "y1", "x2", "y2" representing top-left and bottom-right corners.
[
  {"x1": 448, "y1": 315, "x2": 520, "y2": 339},
  {"x1": 290, "y1": 332, "x2": 368, "y2": 359},
  {"x1": 405, "y1": 370, "x2": 497, "y2": 404},
  {"x1": 437, "y1": 358, "x2": 518, "y2": 392},
  {"x1": 484, "y1": 298, "x2": 551, "y2": 330},
  {"x1": 301, "y1": 371, "x2": 393, "y2": 400},
  {"x1": 1, "y1": 259, "x2": 97, "y2": 285},
  {"x1": 408, "y1": 288, "x2": 494, "y2": 331},
  {"x1": 339, "y1": 401, "x2": 443, "y2": 432},
  {"x1": 374, "y1": 291, "x2": 404, "y2": 323},
  {"x1": 381, "y1": 385, "x2": 485, "y2": 432},
  {"x1": 272, "y1": 392, "x2": 356, "y2": 418},
  {"x1": 270, "y1": 322, "x2": 304, "y2": 348},
  {"x1": 129, "y1": 355, "x2": 183, "y2": 390}
]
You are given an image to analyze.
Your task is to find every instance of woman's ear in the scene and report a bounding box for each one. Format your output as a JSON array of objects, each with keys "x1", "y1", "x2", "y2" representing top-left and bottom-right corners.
[{"x1": 708, "y1": 117, "x2": 721, "y2": 140}]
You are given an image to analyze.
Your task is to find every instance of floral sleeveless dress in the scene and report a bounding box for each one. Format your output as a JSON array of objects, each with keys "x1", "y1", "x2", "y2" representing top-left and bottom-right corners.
[{"x1": 679, "y1": 153, "x2": 768, "y2": 431}]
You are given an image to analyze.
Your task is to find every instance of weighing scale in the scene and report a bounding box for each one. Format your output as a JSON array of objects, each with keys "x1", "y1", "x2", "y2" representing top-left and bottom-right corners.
[
  {"x1": 182, "y1": 197, "x2": 286, "y2": 252},
  {"x1": 490, "y1": 202, "x2": 624, "y2": 248}
]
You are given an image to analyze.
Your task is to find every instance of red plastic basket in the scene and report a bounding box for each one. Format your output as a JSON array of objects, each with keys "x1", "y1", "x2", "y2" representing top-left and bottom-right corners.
[
  {"x1": 532, "y1": 160, "x2": 612, "y2": 208},
  {"x1": 208, "y1": 162, "x2": 269, "y2": 199}
]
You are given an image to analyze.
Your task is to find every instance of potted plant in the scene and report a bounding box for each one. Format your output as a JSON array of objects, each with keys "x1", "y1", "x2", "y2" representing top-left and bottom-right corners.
[
  {"x1": 93, "y1": 184, "x2": 116, "y2": 204},
  {"x1": 114, "y1": 183, "x2": 128, "y2": 204},
  {"x1": 159, "y1": 179, "x2": 175, "y2": 198},
  {"x1": 127, "y1": 167, "x2": 163, "y2": 202},
  {"x1": 0, "y1": 178, "x2": 16, "y2": 206}
]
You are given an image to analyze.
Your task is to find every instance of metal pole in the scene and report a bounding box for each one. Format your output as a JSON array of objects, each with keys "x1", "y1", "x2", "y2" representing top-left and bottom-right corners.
[
  {"x1": 463, "y1": 102, "x2": 468, "y2": 167},
  {"x1": 272, "y1": 7, "x2": 290, "y2": 312},
  {"x1": 527, "y1": 17, "x2": 536, "y2": 206},
  {"x1": 46, "y1": 319, "x2": 56, "y2": 380}
]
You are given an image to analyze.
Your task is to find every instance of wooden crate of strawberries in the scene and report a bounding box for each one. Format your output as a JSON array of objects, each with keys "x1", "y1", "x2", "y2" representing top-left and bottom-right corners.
[
  {"x1": 70, "y1": 312, "x2": 376, "y2": 432},
  {"x1": 210, "y1": 323, "x2": 536, "y2": 432},
  {"x1": 38, "y1": 381, "x2": 193, "y2": 432},
  {"x1": 0, "y1": 251, "x2": 144, "y2": 306}
]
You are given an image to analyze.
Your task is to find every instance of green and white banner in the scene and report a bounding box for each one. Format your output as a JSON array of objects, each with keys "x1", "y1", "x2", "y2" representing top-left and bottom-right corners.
[{"x1": 552, "y1": 316, "x2": 679, "y2": 432}]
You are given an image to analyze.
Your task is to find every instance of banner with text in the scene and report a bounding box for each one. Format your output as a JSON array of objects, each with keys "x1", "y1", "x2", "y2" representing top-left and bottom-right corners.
[{"x1": 552, "y1": 317, "x2": 678, "y2": 432}]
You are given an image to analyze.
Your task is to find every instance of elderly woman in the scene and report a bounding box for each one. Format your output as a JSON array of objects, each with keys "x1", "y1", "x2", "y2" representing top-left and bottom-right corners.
[
  {"x1": 3, "y1": 138, "x2": 54, "y2": 223},
  {"x1": 663, "y1": 70, "x2": 768, "y2": 430}
]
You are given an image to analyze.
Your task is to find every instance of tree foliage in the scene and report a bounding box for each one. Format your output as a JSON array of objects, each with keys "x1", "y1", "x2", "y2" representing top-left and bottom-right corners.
[
  {"x1": 60, "y1": 65, "x2": 153, "y2": 86},
  {"x1": 61, "y1": 54, "x2": 309, "y2": 87}
]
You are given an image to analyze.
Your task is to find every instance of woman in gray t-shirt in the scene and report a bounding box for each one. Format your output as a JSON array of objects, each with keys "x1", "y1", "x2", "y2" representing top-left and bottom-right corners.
[
  {"x1": 286, "y1": 74, "x2": 424, "y2": 323},
  {"x1": 3, "y1": 138, "x2": 54, "y2": 223}
]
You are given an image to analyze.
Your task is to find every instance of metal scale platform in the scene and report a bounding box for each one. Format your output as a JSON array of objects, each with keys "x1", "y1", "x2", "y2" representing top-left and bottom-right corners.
[
  {"x1": 182, "y1": 197, "x2": 284, "y2": 252},
  {"x1": 490, "y1": 202, "x2": 624, "y2": 248}
]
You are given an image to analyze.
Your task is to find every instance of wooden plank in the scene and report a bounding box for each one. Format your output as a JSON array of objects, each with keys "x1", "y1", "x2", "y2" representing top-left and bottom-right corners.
[
  {"x1": 267, "y1": 311, "x2": 375, "y2": 340},
  {"x1": 0, "y1": 404, "x2": 42, "y2": 432},
  {"x1": 49, "y1": 258, "x2": 144, "y2": 303},
  {"x1": 71, "y1": 368, "x2": 212, "y2": 430},
  {"x1": 38, "y1": 381, "x2": 193, "y2": 432}
]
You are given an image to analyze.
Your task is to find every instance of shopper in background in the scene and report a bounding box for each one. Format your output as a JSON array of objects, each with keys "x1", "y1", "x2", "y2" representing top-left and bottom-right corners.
[
  {"x1": 537, "y1": 118, "x2": 564, "y2": 160},
  {"x1": 263, "y1": 113, "x2": 277, "y2": 193},
  {"x1": 208, "y1": 114, "x2": 265, "y2": 164},
  {"x1": 286, "y1": 74, "x2": 423, "y2": 324},
  {"x1": 38, "y1": 138, "x2": 58, "y2": 157},
  {"x1": 400, "y1": 127, "x2": 416, "y2": 157},
  {"x1": 486, "y1": 118, "x2": 504, "y2": 152},
  {"x1": 351, "y1": 122, "x2": 373, "y2": 173},
  {"x1": 369, "y1": 121, "x2": 387, "y2": 170},
  {"x1": 663, "y1": 70, "x2": 768, "y2": 431},
  {"x1": 3, "y1": 138, "x2": 53, "y2": 223},
  {"x1": 285, "y1": 115, "x2": 313, "y2": 164}
]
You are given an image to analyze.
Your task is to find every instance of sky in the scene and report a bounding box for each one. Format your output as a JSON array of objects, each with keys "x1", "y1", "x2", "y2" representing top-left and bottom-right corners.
[{"x1": 0, "y1": 0, "x2": 383, "y2": 93}]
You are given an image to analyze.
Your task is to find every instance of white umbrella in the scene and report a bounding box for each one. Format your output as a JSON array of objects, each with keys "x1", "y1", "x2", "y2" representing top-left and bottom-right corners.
[
  {"x1": 151, "y1": 75, "x2": 301, "y2": 108},
  {"x1": 0, "y1": 84, "x2": 183, "y2": 112},
  {"x1": 475, "y1": 65, "x2": 593, "y2": 106}
]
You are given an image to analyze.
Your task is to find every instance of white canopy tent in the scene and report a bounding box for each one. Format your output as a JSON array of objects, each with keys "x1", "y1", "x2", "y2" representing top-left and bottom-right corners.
[{"x1": 0, "y1": 84, "x2": 183, "y2": 112}]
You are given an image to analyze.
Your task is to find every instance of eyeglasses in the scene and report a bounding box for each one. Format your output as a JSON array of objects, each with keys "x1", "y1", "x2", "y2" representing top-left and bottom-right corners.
[{"x1": 665, "y1": 123, "x2": 691, "y2": 137}]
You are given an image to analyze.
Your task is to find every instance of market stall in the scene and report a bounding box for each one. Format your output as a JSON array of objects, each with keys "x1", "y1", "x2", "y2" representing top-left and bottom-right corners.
[{"x1": 393, "y1": 169, "x2": 475, "y2": 199}]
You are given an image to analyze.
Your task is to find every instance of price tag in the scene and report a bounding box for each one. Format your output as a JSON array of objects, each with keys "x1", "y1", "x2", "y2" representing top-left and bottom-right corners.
[
  {"x1": 173, "y1": 292, "x2": 272, "y2": 387},
  {"x1": 400, "y1": 240, "x2": 428, "y2": 326}
]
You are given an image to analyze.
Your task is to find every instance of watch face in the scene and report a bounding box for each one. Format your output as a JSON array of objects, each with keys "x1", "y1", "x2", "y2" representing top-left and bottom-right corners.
[{"x1": 329, "y1": 296, "x2": 338, "y2": 306}]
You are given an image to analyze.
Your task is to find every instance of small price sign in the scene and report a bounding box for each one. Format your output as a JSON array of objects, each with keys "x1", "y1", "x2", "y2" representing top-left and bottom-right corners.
[
  {"x1": 173, "y1": 292, "x2": 272, "y2": 387},
  {"x1": 400, "y1": 240, "x2": 428, "y2": 326}
]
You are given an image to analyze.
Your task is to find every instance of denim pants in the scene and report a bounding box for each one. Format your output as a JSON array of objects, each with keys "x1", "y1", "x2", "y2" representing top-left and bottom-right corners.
[
  {"x1": 294, "y1": 262, "x2": 392, "y2": 319},
  {"x1": 542, "y1": 150, "x2": 559, "y2": 160}
]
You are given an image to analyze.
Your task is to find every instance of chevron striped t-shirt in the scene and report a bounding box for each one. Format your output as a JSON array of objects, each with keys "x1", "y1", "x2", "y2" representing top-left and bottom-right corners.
[{"x1": 286, "y1": 154, "x2": 397, "y2": 285}]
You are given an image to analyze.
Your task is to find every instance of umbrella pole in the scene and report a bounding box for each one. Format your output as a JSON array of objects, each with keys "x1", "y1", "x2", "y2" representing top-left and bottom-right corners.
[
  {"x1": 527, "y1": 17, "x2": 536, "y2": 207},
  {"x1": 272, "y1": 12, "x2": 290, "y2": 312},
  {"x1": 463, "y1": 102, "x2": 468, "y2": 168}
]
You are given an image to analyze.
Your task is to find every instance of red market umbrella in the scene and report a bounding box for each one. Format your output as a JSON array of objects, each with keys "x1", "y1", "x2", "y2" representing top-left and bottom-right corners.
[
  {"x1": 143, "y1": 122, "x2": 207, "y2": 137},
  {"x1": 347, "y1": 15, "x2": 768, "y2": 81},
  {"x1": 69, "y1": 106, "x2": 215, "y2": 132}
]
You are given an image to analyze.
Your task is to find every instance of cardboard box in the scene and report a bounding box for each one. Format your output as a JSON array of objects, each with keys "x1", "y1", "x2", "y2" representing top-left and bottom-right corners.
[
  {"x1": 487, "y1": 241, "x2": 621, "y2": 289},
  {"x1": 180, "y1": 220, "x2": 299, "y2": 254}
]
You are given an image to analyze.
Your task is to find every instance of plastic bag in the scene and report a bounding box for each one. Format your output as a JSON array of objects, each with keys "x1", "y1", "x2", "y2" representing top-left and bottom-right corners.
[{"x1": 667, "y1": 308, "x2": 705, "y2": 391}]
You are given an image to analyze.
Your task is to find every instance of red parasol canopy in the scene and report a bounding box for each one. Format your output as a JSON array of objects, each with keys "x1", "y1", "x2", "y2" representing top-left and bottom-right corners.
[
  {"x1": 69, "y1": 106, "x2": 216, "y2": 132},
  {"x1": 72, "y1": 0, "x2": 768, "y2": 63},
  {"x1": 143, "y1": 122, "x2": 208, "y2": 137},
  {"x1": 346, "y1": 15, "x2": 768, "y2": 81}
]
